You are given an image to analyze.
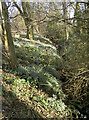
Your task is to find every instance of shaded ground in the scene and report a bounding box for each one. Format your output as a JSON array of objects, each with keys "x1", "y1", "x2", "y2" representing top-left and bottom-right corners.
[
  {"x1": 2, "y1": 86, "x2": 41, "y2": 119},
  {"x1": 2, "y1": 72, "x2": 61, "y2": 119}
]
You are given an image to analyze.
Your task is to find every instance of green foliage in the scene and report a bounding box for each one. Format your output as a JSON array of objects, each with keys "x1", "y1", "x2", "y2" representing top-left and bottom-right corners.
[
  {"x1": 4, "y1": 35, "x2": 89, "y2": 118},
  {"x1": 2, "y1": 2, "x2": 89, "y2": 119},
  {"x1": 13, "y1": 78, "x2": 67, "y2": 117},
  {"x1": 11, "y1": 39, "x2": 64, "y2": 98},
  {"x1": 2, "y1": 74, "x2": 15, "y2": 84},
  {"x1": 44, "y1": 21, "x2": 65, "y2": 40},
  {"x1": 2, "y1": 74, "x2": 69, "y2": 118},
  {"x1": 16, "y1": 66, "x2": 28, "y2": 75},
  {"x1": 12, "y1": 63, "x2": 64, "y2": 99},
  {"x1": 14, "y1": 38, "x2": 63, "y2": 70},
  {"x1": 37, "y1": 72, "x2": 65, "y2": 98},
  {"x1": 60, "y1": 37, "x2": 88, "y2": 71}
]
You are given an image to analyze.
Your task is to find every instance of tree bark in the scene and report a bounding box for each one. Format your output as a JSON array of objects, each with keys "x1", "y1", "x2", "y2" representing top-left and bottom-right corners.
[
  {"x1": 63, "y1": 2, "x2": 69, "y2": 40},
  {"x1": 14, "y1": 2, "x2": 34, "y2": 40},
  {"x1": 1, "y1": 2, "x2": 18, "y2": 69}
]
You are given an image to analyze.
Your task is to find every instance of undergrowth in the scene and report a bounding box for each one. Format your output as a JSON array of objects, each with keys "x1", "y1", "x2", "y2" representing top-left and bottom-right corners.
[{"x1": 2, "y1": 36, "x2": 89, "y2": 119}]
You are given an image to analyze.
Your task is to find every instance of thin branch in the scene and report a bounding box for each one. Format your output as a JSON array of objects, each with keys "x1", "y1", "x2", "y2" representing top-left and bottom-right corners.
[
  {"x1": 7, "y1": 2, "x2": 13, "y2": 9},
  {"x1": 10, "y1": 14, "x2": 20, "y2": 19},
  {"x1": 13, "y1": 2, "x2": 23, "y2": 15}
]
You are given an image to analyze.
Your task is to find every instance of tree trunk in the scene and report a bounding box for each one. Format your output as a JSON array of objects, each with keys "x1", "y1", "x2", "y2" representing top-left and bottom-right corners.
[
  {"x1": 14, "y1": 2, "x2": 34, "y2": 40},
  {"x1": 86, "y1": 2, "x2": 89, "y2": 69},
  {"x1": 2, "y1": 2, "x2": 18, "y2": 69},
  {"x1": 63, "y1": 2, "x2": 69, "y2": 40},
  {"x1": 25, "y1": 2, "x2": 34, "y2": 40},
  {"x1": 24, "y1": 18, "x2": 30, "y2": 39}
]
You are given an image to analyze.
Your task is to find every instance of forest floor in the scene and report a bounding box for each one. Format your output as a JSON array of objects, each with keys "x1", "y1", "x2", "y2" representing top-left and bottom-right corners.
[
  {"x1": 2, "y1": 34, "x2": 89, "y2": 119},
  {"x1": 2, "y1": 72, "x2": 59, "y2": 119}
]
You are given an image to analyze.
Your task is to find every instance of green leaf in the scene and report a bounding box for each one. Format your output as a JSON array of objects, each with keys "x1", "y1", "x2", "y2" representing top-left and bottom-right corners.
[{"x1": 33, "y1": 96, "x2": 39, "y2": 101}]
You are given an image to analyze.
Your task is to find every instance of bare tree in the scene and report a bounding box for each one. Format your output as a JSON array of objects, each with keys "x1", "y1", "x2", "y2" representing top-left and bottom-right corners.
[{"x1": 14, "y1": 1, "x2": 34, "y2": 39}]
